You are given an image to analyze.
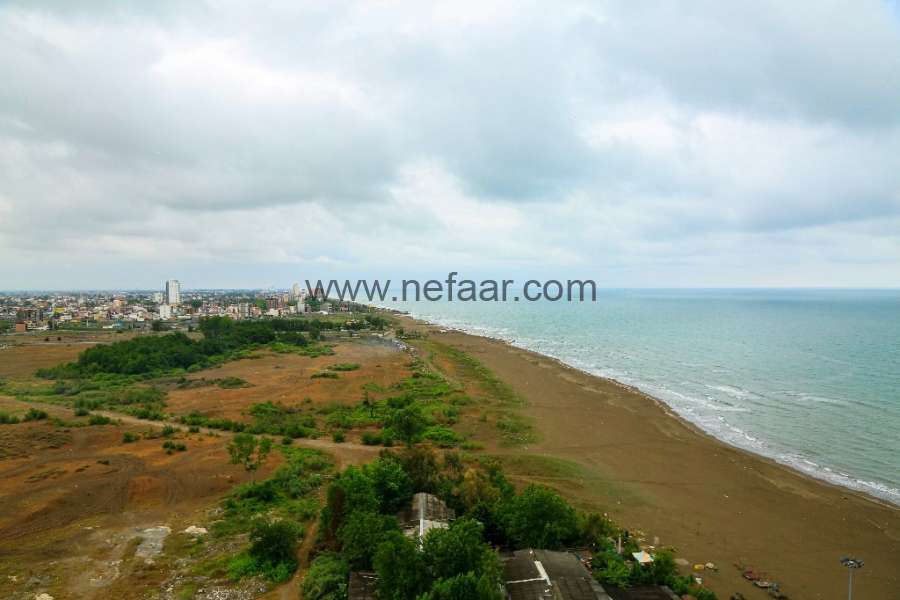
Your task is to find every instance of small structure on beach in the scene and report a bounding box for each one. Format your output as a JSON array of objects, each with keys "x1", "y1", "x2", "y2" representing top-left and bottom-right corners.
[
  {"x1": 397, "y1": 492, "x2": 454, "y2": 541},
  {"x1": 632, "y1": 551, "x2": 654, "y2": 565},
  {"x1": 502, "y1": 549, "x2": 612, "y2": 600}
]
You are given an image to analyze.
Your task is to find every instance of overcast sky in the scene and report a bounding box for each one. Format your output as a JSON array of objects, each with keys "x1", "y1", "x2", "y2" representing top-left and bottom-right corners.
[{"x1": 1, "y1": 0, "x2": 899, "y2": 290}]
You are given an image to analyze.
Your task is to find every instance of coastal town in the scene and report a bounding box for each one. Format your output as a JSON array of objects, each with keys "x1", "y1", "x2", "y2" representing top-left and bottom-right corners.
[{"x1": 0, "y1": 281, "x2": 343, "y2": 334}]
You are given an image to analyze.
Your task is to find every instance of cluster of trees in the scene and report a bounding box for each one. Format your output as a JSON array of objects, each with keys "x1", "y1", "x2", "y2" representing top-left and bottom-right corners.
[
  {"x1": 37, "y1": 316, "x2": 355, "y2": 377},
  {"x1": 304, "y1": 449, "x2": 586, "y2": 600},
  {"x1": 302, "y1": 447, "x2": 717, "y2": 600}
]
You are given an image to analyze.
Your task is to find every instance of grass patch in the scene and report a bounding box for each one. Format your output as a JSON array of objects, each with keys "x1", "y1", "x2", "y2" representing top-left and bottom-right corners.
[
  {"x1": 494, "y1": 411, "x2": 536, "y2": 446},
  {"x1": 327, "y1": 363, "x2": 360, "y2": 372},
  {"x1": 311, "y1": 370, "x2": 339, "y2": 379}
]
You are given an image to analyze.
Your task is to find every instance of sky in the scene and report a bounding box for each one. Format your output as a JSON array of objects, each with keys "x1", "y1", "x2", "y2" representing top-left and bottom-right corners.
[{"x1": 1, "y1": 0, "x2": 899, "y2": 290}]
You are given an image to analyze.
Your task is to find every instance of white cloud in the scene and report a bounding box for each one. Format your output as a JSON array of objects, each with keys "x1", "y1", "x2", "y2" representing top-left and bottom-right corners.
[{"x1": 1, "y1": 0, "x2": 899, "y2": 288}]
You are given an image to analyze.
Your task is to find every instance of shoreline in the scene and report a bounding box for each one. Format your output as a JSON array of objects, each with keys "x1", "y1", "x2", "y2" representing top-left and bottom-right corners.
[
  {"x1": 396, "y1": 312, "x2": 899, "y2": 508},
  {"x1": 393, "y1": 312, "x2": 900, "y2": 599}
]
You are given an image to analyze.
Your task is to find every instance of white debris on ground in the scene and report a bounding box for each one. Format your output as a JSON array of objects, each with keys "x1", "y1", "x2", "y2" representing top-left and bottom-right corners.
[
  {"x1": 183, "y1": 525, "x2": 208, "y2": 536},
  {"x1": 134, "y1": 525, "x2": 172, "y2": 564},
  {"x1": 34, "y1": 594, "x2": 54, "y2": 600}
]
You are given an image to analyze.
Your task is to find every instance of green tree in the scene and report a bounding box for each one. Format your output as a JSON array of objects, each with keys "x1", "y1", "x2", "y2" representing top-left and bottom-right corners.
[
  {"x1": 366, "y1": 456, "x2": 414, "y2": 513},
  {"x1": 300, "y1": 552, "x2": 349, "y2": 600},
  {"x1": 503, "y1": 485, "x2": 579, "y2": 549},
  {"x1": 373, "y1": 532, "x2": 427, "y2": 600},
  {"x1": 387, "y1": 402, "x2": 427, "y2": 446},
  {"x1": 320, "y1": 466, "x2": 379, "y2": 543},
  {"x1": 249, "y1": 519, "x2": 301, "y2": 575},
  {"x1": 338, "y1": 510, "x2": 400, "y2": 569},
  {"x1": 422, "y1": 518, "x2": 500, "y2": 582},
  {"x1": 420, "y1": 572, "x2": 503, "y2": 600},
  {"x1": 228, "y1": 433, "x2": 273, "y2": 482}
]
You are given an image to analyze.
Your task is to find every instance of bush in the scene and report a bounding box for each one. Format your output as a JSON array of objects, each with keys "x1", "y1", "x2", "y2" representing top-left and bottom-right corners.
[
  {"x1": 311, "y1": 371, "x2": 339, "y2": 379},
  {"x1": 0, "y1": 412, "x2": 20, "y2": 425},
  {"x1": 122, "y1": 432, "x2": 139, "y2": 443},
  {"x1": 248, "y1": 520, "x2": 302, "y2": 579},
  {"x1": 88, "y1": 414, "x2": 112, "y2": 425},
  {"x1": 332, "y1": 431, "x2": 346, "y2": 443},
  {"x1": 163, "y1": 440, "x2": 187, "y2": 453},
  {"x1": 74, "y1": 407, "x2": 90, "y2": 417},
  {"x1": 327, "y1": 363, "x2": 360, "y2": 372},
  {"x1": 24, "y1": 408, "x2": 49, "y2": 421},
  {"x1": 300, "y1": 553, "x2": 349, "y2": 600},
  {"x1": 422, "y1": 426, "x2": 462, "y2": 448},
  {"x1": 361, "y1": 431, "x2": 382, "y2": 445}
]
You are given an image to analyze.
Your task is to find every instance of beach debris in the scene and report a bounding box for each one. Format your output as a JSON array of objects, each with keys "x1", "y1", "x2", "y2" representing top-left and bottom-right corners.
[
  {"x1": 693, "y1": 563, "x2": 706, "y2": 571},
  {"x1": 34, "y1": 594, "x2": 54, "y2": 600},
  {"x1": 674, "y1": 558, "x2": 690, "y2": 567},
  {"x1": 632, "y1": 550, "x2": 654, "y2": 565},
  {"x1": 705, "y1": 562, "x2": 717, "y2": 571},
  {"x1": 183, "y1": 525, "x2": 208, "y2": 536},
  {"x1": 729, "y1": 594, "x2": 746, "y2": 600}
]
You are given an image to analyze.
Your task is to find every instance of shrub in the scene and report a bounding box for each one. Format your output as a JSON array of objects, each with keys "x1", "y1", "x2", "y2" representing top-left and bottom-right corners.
[
  {"x1": 311, "y1": 371, "x2": 339, "y2": 379},
  {"x1": 162, "y1": 425, "x2": 177, "y2": 437},
  {"x1": 327, "y1": 363, "x2": 360, "y2": 372},
  {"x1": 24, "y1": 408, "x2": 49, "y2": 421},
  {"x1": 0, "y1": 412, "x2": 20, "y2": 425},
  {"x1": 122, "y1": 432, "x2": 139, "y2": 443},
  {"x1": 422, "y1": 426, "x2": 462, "y2": 448},
  {"x1": 361, "y1": 431, "x2": 382, "y2": 446},
  {"x1": 217, "y1": 376, "x2": 249, "y2": 389},
  {"x1": 300, "y1": 553, "x2": 349, "y2": 600},
  {"x1": 248, "y1": 519, "x2": 302, "y2": 580},
  {"x1": 332, "y1": 431, "x2": 346, "y2": 443},
  {"x1": 74, "y1": 407, "x2": 90, "y2": 417},
  {"x1": 88, "y1": 414, "x2": 112, "y2": 425}
]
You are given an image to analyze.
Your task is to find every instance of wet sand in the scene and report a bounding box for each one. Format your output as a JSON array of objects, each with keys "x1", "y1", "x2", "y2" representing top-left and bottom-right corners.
[{"x1": 426, "y1": 325, "x2": 900, "y2": 599}]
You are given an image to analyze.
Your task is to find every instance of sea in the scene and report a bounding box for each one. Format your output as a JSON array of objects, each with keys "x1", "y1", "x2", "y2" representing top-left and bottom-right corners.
[{"x1": 381, "y1": 289, "x2": 900, "y2": 505}]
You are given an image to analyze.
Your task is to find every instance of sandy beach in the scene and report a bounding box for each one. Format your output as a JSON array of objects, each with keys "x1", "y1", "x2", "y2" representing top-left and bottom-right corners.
[{"x1": 411, "y1": 321, "x2": 900, "y2": 599}]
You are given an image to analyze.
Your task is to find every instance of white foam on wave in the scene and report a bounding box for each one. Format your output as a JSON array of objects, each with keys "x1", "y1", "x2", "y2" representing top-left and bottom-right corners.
[{"x1": 400, "y1": 307, "x2": 900, "y2": 506}]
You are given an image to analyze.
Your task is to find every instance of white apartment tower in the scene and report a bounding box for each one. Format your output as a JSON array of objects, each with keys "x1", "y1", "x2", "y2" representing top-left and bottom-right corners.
[{"x1": 165, "y1": 280, "x2": 182, "y2": 305}]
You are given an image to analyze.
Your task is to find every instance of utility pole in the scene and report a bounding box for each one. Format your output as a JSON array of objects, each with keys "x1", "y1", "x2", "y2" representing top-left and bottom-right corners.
[{"x1": 840, "y1": 556, "x2": 864, "y2": 600}]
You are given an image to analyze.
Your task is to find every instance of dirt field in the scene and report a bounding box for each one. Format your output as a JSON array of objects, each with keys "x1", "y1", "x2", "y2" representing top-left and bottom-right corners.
[
  {"x1": 166, "y1": 339, "x2": 411, "y2": 422},
  {"x1": 0, "y1": 333, "x2": 404, "y2": 600}
]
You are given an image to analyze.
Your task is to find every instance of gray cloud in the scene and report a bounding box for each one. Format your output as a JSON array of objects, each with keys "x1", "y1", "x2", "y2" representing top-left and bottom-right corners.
[{"x1": 1, "y1": 0, "x2": 899, "y2": 289}]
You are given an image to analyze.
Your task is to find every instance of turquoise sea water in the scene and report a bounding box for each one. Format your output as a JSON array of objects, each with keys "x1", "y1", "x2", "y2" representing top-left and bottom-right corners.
[{"x1": 383, "y1": 289, "x2": 900, "y2": 505}]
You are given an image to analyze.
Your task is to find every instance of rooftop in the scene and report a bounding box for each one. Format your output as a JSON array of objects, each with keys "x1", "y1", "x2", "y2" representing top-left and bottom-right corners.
[{"x1": 503, "y1": 549, "x2": 611, "y2": 600}]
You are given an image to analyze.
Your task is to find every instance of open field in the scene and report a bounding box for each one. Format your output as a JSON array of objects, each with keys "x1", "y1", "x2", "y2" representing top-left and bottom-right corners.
[{"x1": 0, "y1": 332, "x2": 405, "y2": 600}]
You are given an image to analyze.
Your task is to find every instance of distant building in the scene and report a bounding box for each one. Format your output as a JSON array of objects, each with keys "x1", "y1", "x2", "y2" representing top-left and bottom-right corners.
[
  {"x1": 165, "y1": 280, "x2": 182, "y2": 305},
  {"x1": 397, "y1": 492, "x2": 454, "y2": 542},
  {"x1": 152, "y1": 292, "x2": 164, "y2": 303},
  {"x1": 159, "y1": 304, "x2": 173, "y2": 319},
  {"x1": 15, "y1": 322, "x2": 27, "y2": 333},
  {"x1": 502, "y1": 549, "x2": 612, "y2": 600}
]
